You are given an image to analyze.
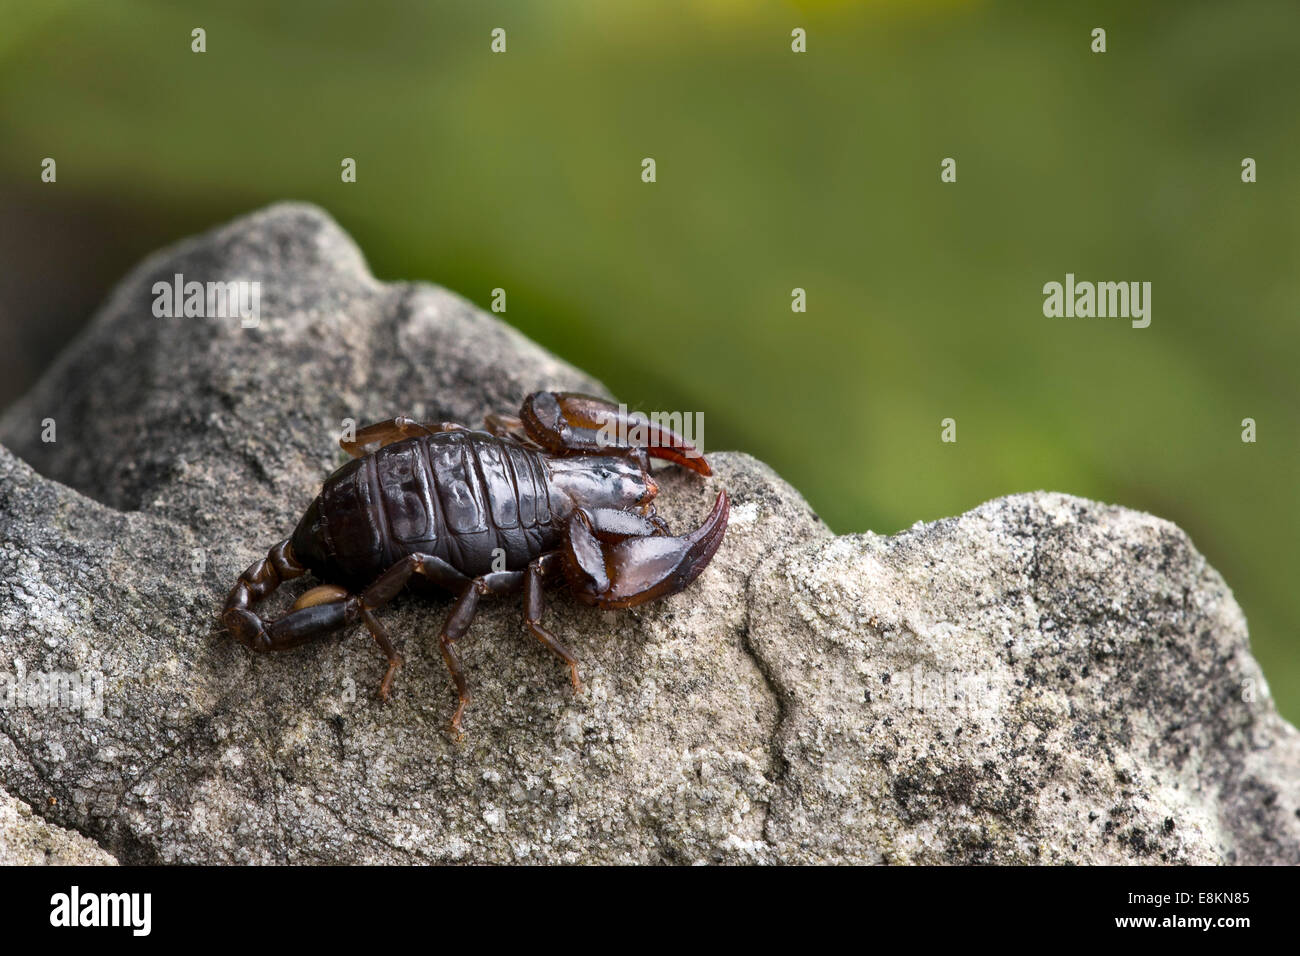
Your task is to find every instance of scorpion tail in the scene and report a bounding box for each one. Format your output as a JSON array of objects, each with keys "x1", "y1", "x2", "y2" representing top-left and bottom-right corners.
[
  {"x1": 221, "y1": 539, "x2": 308, "y2": 651},
  {"x1": 563, "y1": 490, "x2": 729, "y2": 609}
]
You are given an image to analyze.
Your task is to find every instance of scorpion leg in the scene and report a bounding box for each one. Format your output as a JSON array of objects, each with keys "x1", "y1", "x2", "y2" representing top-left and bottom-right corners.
[
  {"x1": 437, "y1": 585, "x2": 480, "y2": 734},
  {"x1": 350, "y1": 553, "x2": 470, "y2": 703},
  {"x1": 360, "y1": 609, "x2": 403, "y2": 700},
  {"x1": 483, "y1": 412, "x2": 531, "y2": 443},
  {"x1": 523, "y1": 552, "x2": 583, "y2": 694},
  {"x1": 428, "y1": 569, "x2": 526, "y2": 734},
  {"x1": 518, "y1": 391, "x2": 712, "y2": 475},
  {"x1": 242, "y1": 552, "x2": 475, "y2": 702},
  {"x1": 356, "y1": 554, "x2": 524, "y2": 730},
  {"x1": 340, "y1": 417, "x2": 467, "y2": 458}
]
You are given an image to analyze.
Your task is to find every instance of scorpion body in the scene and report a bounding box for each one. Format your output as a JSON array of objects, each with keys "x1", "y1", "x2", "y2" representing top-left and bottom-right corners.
[
  {"x1": 223, "y1": 392, "x2": 728, "y2": 732},
  {"x1": 292, "y1": 430, "x2": 567, "y2": 588}
]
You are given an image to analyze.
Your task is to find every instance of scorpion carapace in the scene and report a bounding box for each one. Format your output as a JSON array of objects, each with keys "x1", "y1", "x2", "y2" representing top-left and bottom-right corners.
[{"x1": 222, "y1": 391, "x2": 729, "y2": 732}]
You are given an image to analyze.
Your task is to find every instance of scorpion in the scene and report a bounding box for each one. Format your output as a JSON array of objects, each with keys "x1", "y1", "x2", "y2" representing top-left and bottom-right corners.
[{"x1": 222, "y1": 391, "x2": 729, "y2": 732}]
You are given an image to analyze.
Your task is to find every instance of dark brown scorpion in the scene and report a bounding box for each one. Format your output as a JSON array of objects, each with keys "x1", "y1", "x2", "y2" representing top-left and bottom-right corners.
[{"x1": 222, "y1": 391, "x2": 729, "y2": 732}]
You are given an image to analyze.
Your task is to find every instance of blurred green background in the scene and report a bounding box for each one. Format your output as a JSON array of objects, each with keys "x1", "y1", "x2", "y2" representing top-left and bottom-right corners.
[{"x1": 1, "y1": 0, "x2": 1297, "y2": 720}]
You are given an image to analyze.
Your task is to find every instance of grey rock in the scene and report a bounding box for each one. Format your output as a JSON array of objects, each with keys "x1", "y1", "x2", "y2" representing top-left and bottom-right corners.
[
  {"x1": 0, "y1": 787, "x2": 118, "y2": 865},
  {"x1": 0, "y1": 203, "x2": 1295, "y2": 864}
]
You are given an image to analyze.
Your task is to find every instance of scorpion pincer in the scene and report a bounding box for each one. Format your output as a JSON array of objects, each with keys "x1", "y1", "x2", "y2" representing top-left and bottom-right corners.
[{"x1": 222, "y1": 391, "x2": 729, "y2": 732}]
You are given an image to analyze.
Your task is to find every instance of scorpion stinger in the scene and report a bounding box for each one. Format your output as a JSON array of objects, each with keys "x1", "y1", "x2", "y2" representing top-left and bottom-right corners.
[
  {"x1": 563, "y1": 490, "x2": 730, "y2": 609},
  {"x1": 520, "y1": 391, "x2": 712, "y2": 476}
]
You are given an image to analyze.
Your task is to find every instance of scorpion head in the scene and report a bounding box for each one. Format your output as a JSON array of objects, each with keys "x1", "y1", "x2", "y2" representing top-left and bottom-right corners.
[
  {"x1": 546, "y1": 454, "x2": 659, "y2": 515},
  {"x1": 524, "y1": 391, "x2": 727, "y2": 609}
]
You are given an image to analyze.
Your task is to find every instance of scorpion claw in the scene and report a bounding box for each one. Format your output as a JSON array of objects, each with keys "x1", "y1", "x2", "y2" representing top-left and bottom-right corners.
[
  {"x1": 564, "y1": 491, "x2": 729, "y2": 608},
  {"x1": 521, "y1": 391, "x2": 711, "y2": 475}
]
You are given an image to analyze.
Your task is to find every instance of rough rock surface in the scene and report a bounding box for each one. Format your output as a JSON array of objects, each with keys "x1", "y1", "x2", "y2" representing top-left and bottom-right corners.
[
  {"x1": 0, "y1": 203, "x2": 1296, "y2": 864},
  {"x1": 0, "y1": 786, "x2": 117, "y2": 865}
]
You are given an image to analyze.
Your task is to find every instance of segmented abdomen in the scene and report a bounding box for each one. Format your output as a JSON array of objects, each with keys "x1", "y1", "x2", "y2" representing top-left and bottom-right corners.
[{"x1": 306, "y1": 431, "x2": 560, "y2": 585}]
